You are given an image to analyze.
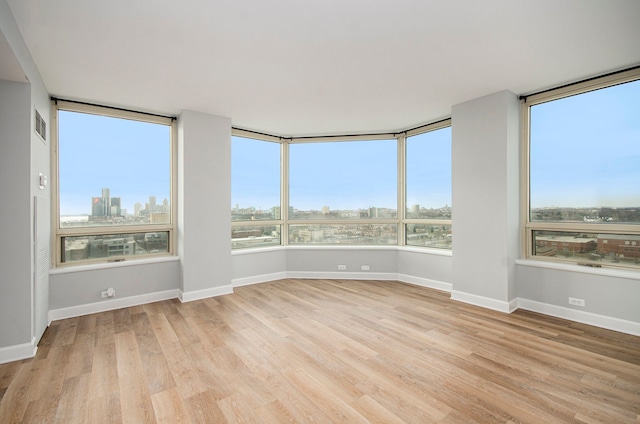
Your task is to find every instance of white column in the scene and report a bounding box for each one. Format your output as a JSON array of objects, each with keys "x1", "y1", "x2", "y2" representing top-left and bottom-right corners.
[
  {"x1": 178, "y1": 110, "x2": 232, "y2": 300},
  {"x1": 451, "y1": 90, "x2": 520, "y2": 312},
  {"x1": 0, "y1": 80, "x2": 32, "y2": 353}
]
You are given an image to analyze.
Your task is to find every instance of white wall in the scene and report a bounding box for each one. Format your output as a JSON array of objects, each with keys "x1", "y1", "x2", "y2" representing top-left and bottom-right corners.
[
  {"x1": 230, "y1": 246, "x2": 453, "y2": 293},
  {"x1": 49, "y1": 259, "x2": 180, "y2": 312},
  {"x1": 397, "y1": 249, "x2": 453, "y2": 291},
  {"x1": 516, "y1": 263, "x2": 640, "y2": 334},
  {"x1": 0, "y1": 80, "x2": 32, "y2": 350},
  {"x1": 0, "y1": 0, "x2": 51, "y2": 362},
  {"x1": 232, "y1": 248, "x2": 287, "y2": 286},
  {"x1": 286, "y1": 247, "x2": 397, "y2": 279},
  {"x1": 451, "y1": 90, "x2": 520, "y2": 312},
  {"x1": 178, "y1": 111, "x2": 232, "y2": 300}
]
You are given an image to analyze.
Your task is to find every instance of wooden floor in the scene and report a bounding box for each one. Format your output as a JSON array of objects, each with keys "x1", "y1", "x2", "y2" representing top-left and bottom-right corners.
[{"x1": 1, "y1": 279, "x2": 639, "y2": 423}]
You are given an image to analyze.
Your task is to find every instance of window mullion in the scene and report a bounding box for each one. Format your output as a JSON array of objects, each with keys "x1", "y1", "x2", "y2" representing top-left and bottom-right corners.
[{"x1": 398, "y1": 134, "x2": 406, "y2": 247}]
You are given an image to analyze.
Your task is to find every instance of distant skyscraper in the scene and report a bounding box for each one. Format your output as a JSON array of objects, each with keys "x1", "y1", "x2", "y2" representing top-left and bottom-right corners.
[
  {"x1": 111, "y1": 197, "x2": 121, "y2": 216},
  {"x1": 149, "y1": 196, "x2": 156, "y2": 211},
  {"x1": 102, "y1": 188, "x2": 111, "y2": 216},
  {"x1": 134, "y1": 202, "x2": 142, "y2": 217},
  {"x1": 92, "y1": 197, "x2": 104, "y2": 216},
  {"x1": 162, "y1": 198, "x2": 169, "y2": 213},
  {"x1": 322, "y1": 206, "x2": 330, "y2": 214}
]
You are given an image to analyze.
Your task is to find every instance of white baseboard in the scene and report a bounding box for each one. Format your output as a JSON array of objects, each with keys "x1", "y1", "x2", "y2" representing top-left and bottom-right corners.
[
  {"x1": 179, "y1": 285, "x2": 234, "y2": 303},
  {"x1": 450, "y1": 290, "x2": 515, "y2": 313},
  {"x1": 233, "y1": 272, "x2": 288, "y2": 288},
  {"x1": 287, "y1": 271, "x2": 398, "y2": 280},
  {"x1": 516, "y1": 298, "x2": 640, "y2": 337},
  {"x1": 48, "y1": 289, "x2": 180, "y2": 322},
  {"x1": 0, "y1": 337, "x2": 38, "y2": 364},
  {"x1": 508, "y1": 298, "x2": 519, "y2": 313},
  {"x1": 397, "y1": 273, "x2": 452, "y2": 293},
  {"x1": 43, "y1": 276, "x2": 640, "y2": 338}
]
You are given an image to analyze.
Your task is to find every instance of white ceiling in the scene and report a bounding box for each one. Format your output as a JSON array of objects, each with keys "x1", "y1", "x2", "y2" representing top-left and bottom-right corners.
[
  {"x1": 0, "y1": 30, "x2": 28, "y2": 83},
  {"x1": 6, "y1": 0, "x2": 640, "y2": 137}
]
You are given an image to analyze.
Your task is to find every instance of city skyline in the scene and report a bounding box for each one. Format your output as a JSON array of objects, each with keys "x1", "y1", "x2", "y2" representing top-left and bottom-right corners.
[
  {"x1": 231, "y1": 129, "x2": 453, "y2": 212},
  {"x1": 58, "y1": 110, "x2": 171, "y2": 215},
  {"x1": 58, "y1": 80, "x2": 638, "y2": 217},
  {"x1": 59, "y1": 187, "x2": 169, "y2": 218}
]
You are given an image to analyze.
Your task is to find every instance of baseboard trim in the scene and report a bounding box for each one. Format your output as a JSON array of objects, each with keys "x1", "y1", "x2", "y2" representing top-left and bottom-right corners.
[
  {"x1": 450, "y1": 290, "x2": 514, "y2": 313},
  {"x1": 48, "y1": 289, "x2": 180, "y2": 322},
  {"x1": 0, "y1": 337, "x2": 38, "y2": 365},
  {"x1": 508, "y1": 298, "x2": 519, "y2": 313},
  {"x1": 287, "y1": 271, "x2": 398, "y2": 280},
  {"x1": 516, "y1": 298, "x2": 640, "y2": 337},
  {"x1": 233, "y1": 272, "x2": 288, "y2": 288},
  {"x1": 179, "y1": 285, "x2": 234, "y2": 303},
  {"x1": 397, "y1": 273, "x2": 452, "y2": 293}
]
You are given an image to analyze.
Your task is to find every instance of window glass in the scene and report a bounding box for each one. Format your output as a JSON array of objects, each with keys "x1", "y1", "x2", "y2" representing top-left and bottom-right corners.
[
  {"x1": 530, "y1": 80, "x2": 640, "y2": 224},
  {"x1": 406, "y1": 127, "x2": 452, "y2": 219},
  {"x1": 532, "y1": 230, "x2": 640, "y2": 269},
  {"x1": 289, "y1": 140, "x2": 397, "y2": 220},
  {"x1": 62, "y1": 231, "x2": 169, "y2": 263},
  {"x1": 232, "y1": 136, "x2": 281, "y2": 221},
  {"x1": 405, "y1": 224, "x2": 452, "y2": 249},
  {"x1": 289, "y1": 224, "x2": 397, "y2": 245},
  {"x1": 58, "y1": 111, "x2": 171, "y2": 228},
  {"x1": 231, "y1": 225, "x2": 281, "y2": 249}
]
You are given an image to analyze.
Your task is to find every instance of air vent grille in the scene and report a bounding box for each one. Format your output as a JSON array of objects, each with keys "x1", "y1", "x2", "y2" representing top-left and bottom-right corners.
[
  {"x1": 35, "y1": 109, "x2": 46, "y2": 142},
  {"x1": 37, "y1": 246, "x2": 49, "y2": 278}
]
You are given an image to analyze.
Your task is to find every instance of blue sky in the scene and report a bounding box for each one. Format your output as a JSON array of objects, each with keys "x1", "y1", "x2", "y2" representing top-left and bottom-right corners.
[
  {"x1": 231, "y1": 136, "x2": 281, "y2": 211},
  {"x1": 289, "y1": 139, "x2": 398, "y2": 211},
  {"x1": 530, "y1": 79, "x2": 640, "y2": 208},
  {"x1": 406, "y1": 127, "x2": 452, "y2": 209},
  {"x1": 58, "y1": 111, "x2": 171, "y2": 215},
  {"x1": 60, "y1": 78, "x2": 638, "y2": 216},
  {"x1": 232, "y1": 129, "x2": 452, "y2": 212}
]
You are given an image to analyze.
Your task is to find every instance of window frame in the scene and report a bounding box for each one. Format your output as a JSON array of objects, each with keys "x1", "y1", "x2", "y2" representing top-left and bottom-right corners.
[
  {"x1": 287, "y1": 134, "x2": 399, "y2": 246},
  {"x1": 51, "y1": 100, "x2": 177, "y2": 267},
  {"x1": 521, "y1": 68, "x2": 640, "y2": 270},
  {"x1": 401, "y1": 119, "x2": 452, "y2": 250},
  {"x1": 231, "y1": 129, "x2": 285, "y2": 250},
  {"x1": 231, "y1": 120, "x2": 452, "y2": 250}
]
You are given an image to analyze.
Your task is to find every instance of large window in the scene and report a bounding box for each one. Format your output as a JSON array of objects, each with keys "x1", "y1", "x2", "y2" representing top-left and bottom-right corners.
[
  {"x1": 524, "y1": 69, "x2": 640, "y2": 270},
  {"x1": 231, "y1": 133, "x2": 282, "y2": 249},
  {"x1": 404, "y1": 123, "x2": 452, "y2": 249},
  {"x1": 232, "y1": 124, "x2": 452, "y2": 250},
  {"x1": 289, "y1": 138, "x2": 397, "y2": 245},
  {"x1": 54, "y1": 101, "x2": 175, "y2": 265}
]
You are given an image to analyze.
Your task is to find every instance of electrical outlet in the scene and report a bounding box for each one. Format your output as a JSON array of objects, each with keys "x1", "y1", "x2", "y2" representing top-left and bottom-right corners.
[
  {"x1": 101, "y1": 287, "x2": 116, "y2": 298},
  {"x1": 361, "y1": 265, "x2": 370, "y2": 271},
  {"x1": 568, "y1": 297, "x2": 585, "y2": 307},
  {"x1": 338, "y1": 264, "x2": 347, "y2": 270}
]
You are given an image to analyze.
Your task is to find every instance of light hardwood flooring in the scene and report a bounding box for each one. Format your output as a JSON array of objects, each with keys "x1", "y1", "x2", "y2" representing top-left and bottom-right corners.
[{"x1": 1, "y1": 279, "x2": 639, "y2": 423}]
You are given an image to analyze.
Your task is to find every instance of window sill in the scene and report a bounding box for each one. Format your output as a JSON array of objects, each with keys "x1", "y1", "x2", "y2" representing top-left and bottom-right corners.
[
  {"x1": 515, "y1": 258, "x2": 640, "y2": 281},
  {"x1": 232, "y1": 246, "x2": 288, "y2": 256},
  {"x1": 398, "y1": 246, "x2": 453, "y2": 257},
  {"x1": 232, "y1": 245, "x2": 452, "y2": 256},
  {"x1": 50, "y1": 255, "x2": 179, "y2": 275}
]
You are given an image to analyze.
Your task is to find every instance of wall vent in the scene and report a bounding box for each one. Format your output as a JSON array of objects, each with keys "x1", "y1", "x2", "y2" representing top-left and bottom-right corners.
[{"x1": 35, "y1": 109, "x2": 46, "y2": 143}]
